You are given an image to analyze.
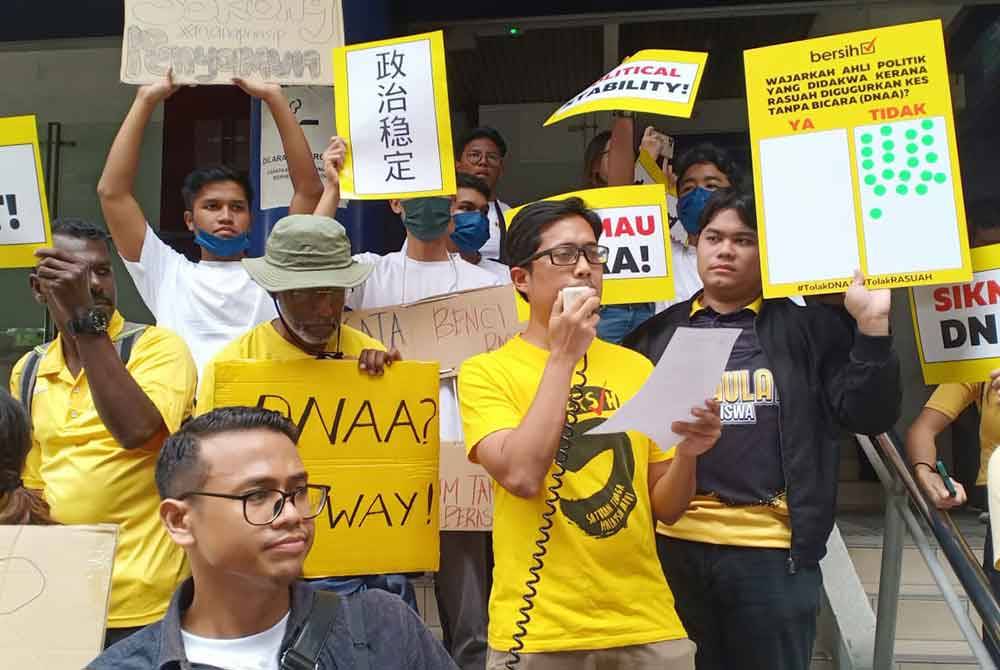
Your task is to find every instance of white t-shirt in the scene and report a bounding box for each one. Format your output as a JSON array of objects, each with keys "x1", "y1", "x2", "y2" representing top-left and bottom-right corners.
[
  {"x1": 479, "y1": 199, "x2": 511, "y2": 263},
  {"x1": 182, "y1": 611, "x2": 289, "y2": 670},
  {"x1": 477, "y1": 257, "x2": 511, "y2": 283},
  {"x1": 656, "y1": 240, "x2": 703, "y2": 313},
  {"x1": 122, "y1": 224, "x2": 278, "y2": 375},
  {"x1": 346, "y1": 251, "x2": 502, "y2": 441}
]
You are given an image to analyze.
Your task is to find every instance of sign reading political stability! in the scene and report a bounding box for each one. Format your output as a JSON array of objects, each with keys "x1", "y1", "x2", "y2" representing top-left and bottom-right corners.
[
  {"x1": 744, "y1": 20, "x2": 972, "y2": 298},
  {"x1": 212, "y1": 360, "x2": 441, "y2": 575},
  {"x1": 0, "y1": 115, "x2": 52, "y2": 269},
  {"x1": 343, "y1": 285, "x2": 521, "y2": 375},
  {"x1": 121, "y1": 0, "x2": 344, "y2": 85},
  {"x1": 439, "y1": 441, "x2": 493, "y2": 531},
  {"x1": 334, "y1": 31, "x2": 456, "y2": 200},
  {"x1": 911, "y1": 244, "x2": 1000, "y2": 384},
  {"x1": 544, "y1": 50, "x2": 708, "y2": 127}
]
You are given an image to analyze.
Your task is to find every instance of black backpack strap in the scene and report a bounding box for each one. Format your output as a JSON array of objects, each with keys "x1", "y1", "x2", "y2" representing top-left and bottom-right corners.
[
  {"x1": 281, "y1": 590, "x2": 341, "y2": 670},
  {"x1": 114, "y1": 322, "x2": 149, "y2": 366},
  {"x1": 344, "y1": 594, "x2": 370, "y2": 670},
  {"x1": 494, "y1": 201, "x2": 507, "y2": 263},
  {"x1": 18, "y1": 344, "x2": 50, "y2": 419}
]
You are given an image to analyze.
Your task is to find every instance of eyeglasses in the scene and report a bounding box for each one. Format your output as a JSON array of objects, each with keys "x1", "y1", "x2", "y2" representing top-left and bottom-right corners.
[
  {"x1": 522, "y1": 243, "x2": 610, "y2": 267},
  {"x1": 179, "y1": 484, "x2": 331, "y2": 526},
  {"x1": 462, "y1": 150, "x2": 502, "y2": 167}
]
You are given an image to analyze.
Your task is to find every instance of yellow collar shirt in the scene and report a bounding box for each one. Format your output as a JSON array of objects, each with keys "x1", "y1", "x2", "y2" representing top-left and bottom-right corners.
[{"x1": 9, "y1": 311, "x2": 197, "y2": 628}]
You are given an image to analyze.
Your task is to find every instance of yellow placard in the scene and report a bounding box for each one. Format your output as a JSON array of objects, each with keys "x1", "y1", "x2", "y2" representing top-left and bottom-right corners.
[
  {"x1": 744, "y1": 20, "x2": 972, "y2": 298},
  {"x1": 0, "y1": 115, "x2": 52, "y2": 269},
  {"x1": 507, "y1": 185, "x2": 675, "y2": 320},
  {"x1": 212, "y1": 359, "x2": 440, "y2": 576},
  {"x1": 334, "y1": 31, "x2": 456, "y2": 199},
  {"x1": 545, "y1": 49, "x2": 708, "y2": 126},
  {"x1": 910, "y1": 243, "x2": 1000, "y2": 385}
]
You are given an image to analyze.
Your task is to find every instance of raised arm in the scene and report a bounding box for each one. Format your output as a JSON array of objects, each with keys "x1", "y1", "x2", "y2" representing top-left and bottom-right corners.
[
  {"x1": 607, "y1": 113, "x2": 635, "y2": 187},
  {"x1": 234, "y1": 78, "x2": 324, "y2": 214},
  {"x1": 313, "y1": 136, "x2": 346, "y2": 218},
  {"x1": 97, "y1": 73, "x2": 179, "y2": 261}
]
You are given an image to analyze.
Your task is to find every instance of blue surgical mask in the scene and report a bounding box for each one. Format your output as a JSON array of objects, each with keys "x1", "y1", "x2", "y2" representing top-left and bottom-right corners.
[
  {"x1": 194, "y1": 229, "x2": 250, "y2": 257},
  {"x1": 677, "y1": 187, "x2": 714, "y2": 236},
  {"x1": 450, "y1": 210, "x2": 490, "y2": 253}
]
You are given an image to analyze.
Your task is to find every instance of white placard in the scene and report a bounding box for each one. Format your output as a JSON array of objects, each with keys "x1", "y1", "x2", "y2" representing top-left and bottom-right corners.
[{"x1": 0, "y1": 144, "x2": 46, "y2": 246}]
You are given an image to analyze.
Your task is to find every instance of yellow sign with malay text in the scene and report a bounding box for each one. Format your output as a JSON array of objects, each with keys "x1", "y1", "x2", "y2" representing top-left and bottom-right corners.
[
  {"x1": 0, "y1": 115, "x2": 52, "y2": 269},
  {"x1": 744, "y1": 20, "x2": 971, "y2": 298},
  {"x1": 334, "y1": 31, "x2": 456, "y2": 199},
  {"x1": 212, "y1": 359, "x2": 441, "y2": 576}
]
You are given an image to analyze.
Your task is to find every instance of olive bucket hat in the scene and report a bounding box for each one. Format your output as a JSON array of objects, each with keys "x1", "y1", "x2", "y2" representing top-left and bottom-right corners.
[{"x1": 242, "y1": 214, "x2": 373, "y2": 291}]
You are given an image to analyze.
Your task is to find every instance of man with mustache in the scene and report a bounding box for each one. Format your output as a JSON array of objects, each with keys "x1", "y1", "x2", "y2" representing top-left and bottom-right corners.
[{"x1": 9, "y1": 218, "x2": 198, "y2": 647}]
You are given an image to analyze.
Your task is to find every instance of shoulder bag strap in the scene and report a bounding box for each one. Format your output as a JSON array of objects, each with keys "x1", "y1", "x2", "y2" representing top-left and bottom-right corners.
[
  {"x1": 344, "y1": 594, "x2": 370, "y2": 670},
  {"x1": 280, "y1": 590, "x2": 341, "y2": 670},
  {"x1": 18, "y1": 344, "x2": 50, "y2": 419}
]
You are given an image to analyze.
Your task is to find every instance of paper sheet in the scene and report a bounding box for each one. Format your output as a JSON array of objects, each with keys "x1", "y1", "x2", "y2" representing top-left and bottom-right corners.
[{"x1": 587, "y1": 327, "x2": 740, "y2": 449}]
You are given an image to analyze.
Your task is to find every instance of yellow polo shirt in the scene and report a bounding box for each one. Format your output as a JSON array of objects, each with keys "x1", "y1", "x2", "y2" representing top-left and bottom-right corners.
[
  {"x1": 925, "y1": 382, "x2": 999, "y2": 486},
  {"x1": 9, "y1": 312, "x2": 196, "y2": 628}
]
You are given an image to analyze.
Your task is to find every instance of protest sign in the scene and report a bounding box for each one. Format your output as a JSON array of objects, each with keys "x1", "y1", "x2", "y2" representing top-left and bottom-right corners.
[
  {"x1": 212, "y1": 360, "x2": 440, "y2": 575},
  {"x1": 0, "y1": 115, "x2": 51, "y2": 269},
  {"x1": 259, "y1": 86, "x2": 337, "y2": 210},
  {"x1": 334, "y1": 31, "x2": 456, "y2": 199},
  {"x1": 508, "y1": 185, "x2": 674, "y2": 319},
  {"x1": 1, "y1": 524, "x2": 117, "y2": 669},
  {"x1": 439, "y1": 441, "x2": 493, "y2": 531},
  {"x1": 544, "y1": 50, "x2": 708, "y2": 127},
  {"x1": 744, "y1": 20, "x2": 972, "y2": 298},
  {"x1": 343, "y1": 285, "x2": 521, "y2": 375},
  {"x1": 634, "y1": 149, "x2": 683, "y2": 243},
  {"x1": 911, "y1": 244, "x2": 1000, "y2": 385},
  {"x1": 120, "y1": 0, "x2": 344, "y2": 85}
]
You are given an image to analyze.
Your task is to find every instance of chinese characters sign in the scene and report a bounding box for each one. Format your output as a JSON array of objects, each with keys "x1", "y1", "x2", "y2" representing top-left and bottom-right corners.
[{"x1": 334, "y1": 31, "x2": 456, "y2": 199}]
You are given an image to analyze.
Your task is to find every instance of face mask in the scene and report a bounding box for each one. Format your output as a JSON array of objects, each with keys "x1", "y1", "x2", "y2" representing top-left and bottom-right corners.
[
  {"x1": 450, "y1": 210, "x2": 490, "y2": 253},
  {"x1": 401, "y1": 197, "x2": 453, "y2": 242},
  {"x1": 677, "y1": 186, "x2": 714, "y2": 236},
  {"x1": 194, "y1": 229, "x2": 250, "y2": 257}
]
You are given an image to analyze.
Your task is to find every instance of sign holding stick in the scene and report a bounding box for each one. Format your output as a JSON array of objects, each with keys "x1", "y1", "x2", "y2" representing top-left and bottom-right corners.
[
  {"x1": 744, "y1": 20, "x2": 972, "y2": 298},
  {"x1": 0, "y1": 115, "x2": 51, "y2": 269},
  {"x1": 120, "y1": 0, "x2": 344, "y2": 85},
  {"x1": 211, "y1": 359, "x2": 441, "y2": 576},
  {"x1": 334, "y1": 31, "x2": 456, "y2": 200}
]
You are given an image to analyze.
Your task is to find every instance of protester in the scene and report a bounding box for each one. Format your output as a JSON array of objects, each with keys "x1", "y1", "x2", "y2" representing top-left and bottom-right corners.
[
  {"x1": 459, "y1": 197, "x2": 722, "y2": 669},
  {"x1": 9, "y1": 218, "x2": 197, "y2": 646},
  {"x1": 88, "y1": 406, "x2": 458, "y2": 669},
  {"x1": 97, "y1": 70, "x2": 328, "y2": 373},
  {"x1": 0, "y1": 389, "x2": 53, "y2": 525},
  {"x1": 455, "y1": 127, "x2": 512, "y2": 279},
  {"x1": 448, "y1": 173, "x2": 510, "y2": 281},
  {"x1": 624, "y1": 189, "x2": 901, "y2": 670}
]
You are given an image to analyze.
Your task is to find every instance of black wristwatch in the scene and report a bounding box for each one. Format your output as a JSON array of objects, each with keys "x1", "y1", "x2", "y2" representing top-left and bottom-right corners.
[{"x1": 67, "y1": 308, "x2": 110, "y2": 336}]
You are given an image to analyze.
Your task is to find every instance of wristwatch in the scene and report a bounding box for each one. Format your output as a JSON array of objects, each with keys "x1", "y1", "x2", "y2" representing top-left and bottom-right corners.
[{"x1": 67, "y1": 308, "x2": 110, "y2": 336}]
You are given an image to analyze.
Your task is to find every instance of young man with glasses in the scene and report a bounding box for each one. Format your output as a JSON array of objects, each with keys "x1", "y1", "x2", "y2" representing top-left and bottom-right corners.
[
  {"x1": 88, "y1": 406, "x2": 456, "y2": 669},
  {"x1": 455, "y1": 127, "x2": 511, "y2": 270},
  {"x1": 458, "y1": 197, "x2": 721, "y2": 669}
]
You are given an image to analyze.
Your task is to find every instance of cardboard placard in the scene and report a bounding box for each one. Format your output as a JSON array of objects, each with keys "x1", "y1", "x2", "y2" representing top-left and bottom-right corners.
[
  {"x1": 544, "y1": 49, "x2": 708, "y2": 126},
  {"x1": 120, "y1": 0, "x2": 344, "y2": 85},
  {"x1": 911, "y1": 243, "x2": 1000, "y2": 384},
  {"x1": 744, "y1": 20, "x2": 972, "y2": 298},
  {"x1": 0, "y1": 115, "x2": 52, "y2": 269},
  {"x1": 0, "y1": 524, "x2": 117, "y2": 669},
  {"x1": 334, "y1": 31, "x2": 456, "y2": 199},
  {"x1": 212, "y1": 360, "x2": 440, "y2": 576},
  {"x1": 342, "y1": 285, "x2": 522, "y2": 375},
  {"x1": 439, "y1": 441, "x2": 493, "y2": 531}
]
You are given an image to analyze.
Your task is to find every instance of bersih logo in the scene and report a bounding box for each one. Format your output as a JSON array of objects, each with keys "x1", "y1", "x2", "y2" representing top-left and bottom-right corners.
[{"x1": 810, "y1": 36, "x2": 877, "y2": 62}]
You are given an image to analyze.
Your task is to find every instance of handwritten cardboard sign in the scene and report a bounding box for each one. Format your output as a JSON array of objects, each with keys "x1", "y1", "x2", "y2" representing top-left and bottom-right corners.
[
  {"x1": 1, "y1": 524, "x2": 117, "y2": 669},
  {"x1": 342, "y1": 285, "x2": 522, "y2": 375},
  {"x1": 121, "y1": 0, "x2": 345, "y2": 85},
  {"x1": 439, "y1": 441, "x2": 493, "y2": 531},
  {"x1": 0, "y1": 115, "x2": 52, "y2": 269},
  {"x1": 212, "y1": 360, "x2": 440, "y2": 576}
]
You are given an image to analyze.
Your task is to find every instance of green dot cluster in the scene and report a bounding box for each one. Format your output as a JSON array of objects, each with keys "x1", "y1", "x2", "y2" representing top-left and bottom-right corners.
[{"x1": 860, "y1": 120, "x2": 947, "y2": 221}]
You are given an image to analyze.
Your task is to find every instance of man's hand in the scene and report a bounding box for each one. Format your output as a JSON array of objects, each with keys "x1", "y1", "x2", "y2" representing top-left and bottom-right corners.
[
  {"x1": 547, "y1": 288, "x2": 599, "y2": 366},
  {"x1": 988, "y1": 368, "x2": 1000, "y2": 402},
  {"x1": 672, "y1": 400, "x2": 722, "y2": 458},
  {"x1": 137, "y1": 69, "x2": 180, "y2": 105},
  {"x1": 232, "y1": 77, "x2": 283, "y2": 102},
  {"x1": 358, "y1": 348, "x2": 402, "y2": 376},
  {"x1": 33, "y1": 248, "x2": 96, "y2": 323},
  {"x1": 322, "y1": 136, "x2": 347, "y2": 187},
  {"x1": 844, "y1": 270, "x2": 891, "y2": 336},
  {"x1": 914, "y1": 466, "x2": 967, "y2": 510},
  {"x1": 640, "y1": 126, "x2": 669, "y2": 160}
]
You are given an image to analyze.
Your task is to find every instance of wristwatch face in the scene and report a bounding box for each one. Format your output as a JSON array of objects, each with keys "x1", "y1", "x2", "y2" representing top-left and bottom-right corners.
[{"x1": 71, "y1": 308, "x2": 110, "y2": 334}]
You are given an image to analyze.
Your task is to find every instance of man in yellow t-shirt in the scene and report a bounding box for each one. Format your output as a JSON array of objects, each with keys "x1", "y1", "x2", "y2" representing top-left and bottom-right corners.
[
  {"x1": 459, "y1": 197, "x2": 722, "y2": 669},
  {"x1": 9, "y1": 218, "x2": 196, "y2": 647}
]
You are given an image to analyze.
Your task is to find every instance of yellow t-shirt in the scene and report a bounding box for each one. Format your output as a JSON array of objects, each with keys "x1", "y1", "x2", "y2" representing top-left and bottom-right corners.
[
  {"x1": 459, "y1": 335, "x2": 685, "y2": 653},
  {"x1": 10, "y1": 312, "x2": 196, "y2": 627},
  {"x1": 925, "y1": 382, "x2": 999, "y2": 486},
  {"x1": 198, "y1": 320, "x2": 385, "y2": 413}
]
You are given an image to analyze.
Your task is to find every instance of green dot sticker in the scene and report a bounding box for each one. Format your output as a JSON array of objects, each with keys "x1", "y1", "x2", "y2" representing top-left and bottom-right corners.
[
  {"x1": 921, "y1": 170, "x2": 933, "y2": 181},
  {"x1": 880, "y1": 125, "x2": 892, "y2": 136},
  {"x1": 922, "y1": 119, "x2": 934, "y2": 130},
  {"x1": 862, "y1": 159, "x2": 874, "y2": 170},
  {"x1": 934, "y1": 173, "x2": 947, "y2": 184},
  {"x1": 916, "y1": 184, "x2": 928, "y2": 195},
  {"x1": 922, "y1": 135, "x2": 934, "y2": 146},
  {"x1": 896, "y1": 184, "x2": 908, "y2": 195},
  {"x1": 908, "y1": 157, "x2": 920, "y2": 168},
  {"x1": 874, "y1": 185, "x2": 887, "y2": 196},
  {"x1": 861, "y1": 133, "x2": 873, "y2": 144},
  {"x1": 870, "y1": 208, "x2": 883, "y2": 220},
  {"x1": 905, "y1": 129, "x2": 918, "y2": 140},
  {"x1": 864, "y1": 174, "x2": 877, "y2": 185},
  {"x1": 882, "y1": 140, "x2": 894, "y2": 151},
  {"x1": 899, "y1": 170, "x2": 911, "y2": 181},
  {"x1": 906, "y1": 143, "x2": 918, "y2": 154},
  {"x1": 926, "y1": 152, "x2": 939, "y2": 163},
  {"x1": 882, "y1": 169, "x2": 894, "y2": 180},
  {"x1": 862, "y1": 146, "x2": 873, "y2": 157},
  {"x1": 883, "y1": 153, "x2": 895, "y2": 163}
]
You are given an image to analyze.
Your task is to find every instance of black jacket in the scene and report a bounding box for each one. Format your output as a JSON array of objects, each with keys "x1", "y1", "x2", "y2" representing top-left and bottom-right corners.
[{"x1": 624, "y1": 296, "x2": 901, "y2": 567}]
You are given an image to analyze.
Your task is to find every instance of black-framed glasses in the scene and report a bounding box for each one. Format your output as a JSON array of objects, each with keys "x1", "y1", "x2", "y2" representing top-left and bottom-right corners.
[
  {"x1": 179, "y1": 484, "x2": 331, "y2": 526},
  {"x1": 522, "y1": 243, "x2": 610, "y2": 267},
  {"x1": 462, "y1": 149, "x2": 502, "y2": 166}
]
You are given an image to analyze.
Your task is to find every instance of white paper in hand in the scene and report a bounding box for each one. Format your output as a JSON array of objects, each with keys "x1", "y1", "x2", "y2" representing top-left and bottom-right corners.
[{"x1": 586, "y1": 327, "x2": 740, "y2": 449}]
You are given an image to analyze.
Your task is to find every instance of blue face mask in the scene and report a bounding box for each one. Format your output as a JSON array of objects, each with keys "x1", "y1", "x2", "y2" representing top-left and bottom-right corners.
[
  {"x1": 194, "y1": 229, "x2": 250, "y2": 257},
  {"x1": 450, "y1": 210, "x2": 490, "y2": 253},
  {"x1": 677, "y1": 186, "x2": 715, "y2": 236}
]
